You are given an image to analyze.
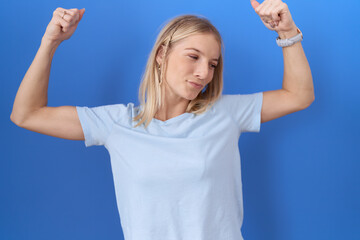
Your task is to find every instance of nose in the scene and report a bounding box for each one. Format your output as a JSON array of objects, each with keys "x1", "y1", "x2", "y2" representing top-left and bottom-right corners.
[{"x1": 194, "y1": 61, "x2": 209, "y2": 80}]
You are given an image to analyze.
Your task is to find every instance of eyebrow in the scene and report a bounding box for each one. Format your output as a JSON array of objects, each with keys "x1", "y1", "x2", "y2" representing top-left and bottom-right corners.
[{"x1": 184, "y1": 48, "x2": 219, "y2": 62}]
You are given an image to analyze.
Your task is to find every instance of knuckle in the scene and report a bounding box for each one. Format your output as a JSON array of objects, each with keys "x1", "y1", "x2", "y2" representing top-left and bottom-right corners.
[
  {"x1": 68, "y1": 9, "x2": 78, "y2": 15},
  {"x1": 67, "y1": 9, "x2": 75, "y2": 14}
]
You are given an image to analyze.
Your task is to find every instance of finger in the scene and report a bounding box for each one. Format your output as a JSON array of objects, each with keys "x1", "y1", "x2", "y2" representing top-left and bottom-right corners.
[
  {"x1": 54, "y1": 9, "x2": 72, "y2": 23},
  {"x1": 66, "y1": 8, "x2": 80, "y2": 22},
  {"x1": 54, "y1": 7, "x2": 67, "y2": 12},
  {"x1": 257, "y1": 0, "x2": 273, "y2": 16},
  {"x1": 250, "y1": 0, "x2": 260, "y2": 10},
  {"x1": 261, "y1": 1, "x2": 282, "y2": 24},
  {"x1": 262, "y1": 17, "x2": 273, "y2": 28},
  {"x1": 254, "y1": 0, "x2": 265, "y2": 13},
  {"x1": 271, "y1": 12, "x2": 280, "y2": 23},
  {"x1": 63, "y1": 9, "x2": 79, "y2": 21},
  {"x1": 52, "y1": 11, "x2": 73, "y2": 32},
  {"x1": 272, "y1": 4, "x2": 284, "y2": 22},
  {"x1": 54, "y1": 7, "x2": 75, "y2": 17},
  {"x1": 53, "y1": 15, "x2": 72, "y2": 32},
  {"x1": 78, "y1": 8, "x2": 85, "y2": 21},
  {"x1": 269, "y1": 2, "x2": 282, "y2": 22},
  {"x1": 56, "y1": 9, "x2": 79, "y2": 25},
  {"x1": 260, "y1": 16, "x2": 269, "y2": 23},
  {"x1": 66, "y1": 8, "x2": 78, "y2": 15}
]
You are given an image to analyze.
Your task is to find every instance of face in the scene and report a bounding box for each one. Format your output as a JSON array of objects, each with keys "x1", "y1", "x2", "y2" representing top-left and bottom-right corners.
[{"x1": 157, "y1": 33, "x2": 221, "y2": 101}]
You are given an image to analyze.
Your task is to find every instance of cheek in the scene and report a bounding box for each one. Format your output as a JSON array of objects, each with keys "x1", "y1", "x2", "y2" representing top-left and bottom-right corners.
[
  {"x1": 168, "y1": 60, "x2": 191, "y2": 80},
  {"x1": 207, "y1": 72, "x2": 215, "y2": 83},
  {"x1": 177, "y1": 58, "x2": 192, "y2": 73},
  {"x1": 168, "y1": 56, "x2": 184, "y2": 72}
]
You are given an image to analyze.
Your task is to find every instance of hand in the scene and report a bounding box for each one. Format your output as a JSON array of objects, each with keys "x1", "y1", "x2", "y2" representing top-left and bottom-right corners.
[
  {"x1": 42, "y1": 7, "x2": 85, "y2": 44},
  {"x1": 250, "y1": 0, "x2": 297, "y2": 37}
]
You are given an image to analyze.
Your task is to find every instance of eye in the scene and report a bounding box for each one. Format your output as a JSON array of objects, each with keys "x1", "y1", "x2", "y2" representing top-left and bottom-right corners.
[{"x1": 188, "y1": 55, "x2": 217, "y2": 69}]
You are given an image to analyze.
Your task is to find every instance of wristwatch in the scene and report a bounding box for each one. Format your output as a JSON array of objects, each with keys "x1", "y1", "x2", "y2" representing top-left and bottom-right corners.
[{"x1": 276, "y1": 28, "x2": 303, "y2": 47}]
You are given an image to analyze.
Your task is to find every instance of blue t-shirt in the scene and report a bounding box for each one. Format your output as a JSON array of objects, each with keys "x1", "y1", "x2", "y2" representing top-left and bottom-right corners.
[{"x1": 76, "y1": 92, "x2": 263, "y2": 240}]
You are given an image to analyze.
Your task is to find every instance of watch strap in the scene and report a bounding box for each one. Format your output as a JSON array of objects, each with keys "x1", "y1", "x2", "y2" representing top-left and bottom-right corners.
[{"x1": 276, "y1": 28, "x2": 303, "y2": 47}]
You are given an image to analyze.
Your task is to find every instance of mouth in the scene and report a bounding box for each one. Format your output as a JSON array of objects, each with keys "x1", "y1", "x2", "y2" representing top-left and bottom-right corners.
[{"x1": 187, "y1": 81, "x2": 203, "y2": 89}]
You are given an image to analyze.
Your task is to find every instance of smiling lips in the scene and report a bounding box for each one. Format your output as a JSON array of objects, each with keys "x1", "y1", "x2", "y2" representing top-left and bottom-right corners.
[{"x1": 188, "y1": 81, "x2": 203, "y2": 89}]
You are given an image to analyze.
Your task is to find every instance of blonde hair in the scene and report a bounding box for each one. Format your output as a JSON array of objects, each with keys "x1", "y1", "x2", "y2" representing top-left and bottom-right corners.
[{"x1": 133, "y1": 14, "x2": 224, "y2": 128}]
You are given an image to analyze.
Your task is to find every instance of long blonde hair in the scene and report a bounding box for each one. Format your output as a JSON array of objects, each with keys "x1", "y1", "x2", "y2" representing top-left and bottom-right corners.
[{"x1": 133, "y1": 14, "x2": 224, "y2": 128}]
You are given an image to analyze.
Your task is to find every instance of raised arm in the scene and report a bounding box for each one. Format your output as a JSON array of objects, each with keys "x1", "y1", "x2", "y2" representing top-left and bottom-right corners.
[
  {"x1": 250, "y1": 0, "x2": 315, "y2": 123},
  {"x1": 10, "y1": 7, "x2": 86, "y2": 140}
]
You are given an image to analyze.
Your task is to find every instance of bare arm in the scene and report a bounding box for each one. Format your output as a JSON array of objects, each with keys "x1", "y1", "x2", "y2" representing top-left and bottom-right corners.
[
  {"x1": 10, "y1": 38, "x2": 60, "y2": 123},
  {"x1": 261, "y1": 28, "x2": 314, "y2": 123},
  {"x1": 250, "y1": 0, "x2": 315, "y2": 123},
  {"x1": 10, "y1": 7, "x2": 86, "y2": 140},
  {"x1": 280, "y1": 28, "x2": 314, "y2": 106}
]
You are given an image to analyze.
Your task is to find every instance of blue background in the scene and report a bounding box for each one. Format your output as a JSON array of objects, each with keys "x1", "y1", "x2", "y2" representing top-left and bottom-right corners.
[{"x1": 2, "y1": 0, "x2": 359, "y2": 239}]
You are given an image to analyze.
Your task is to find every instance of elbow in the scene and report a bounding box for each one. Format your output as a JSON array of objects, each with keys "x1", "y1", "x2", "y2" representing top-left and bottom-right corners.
[
  {"x1": 10, "y1": 112, "x2": 24, "y2": 126},
  {"x1": 309, "y1": 92, "x2": 315, "y2": 106},
  {"x1": 301, "y1": 94, "x2": 315, "y2": 109},
  {"x1": 10, "y1": 113, "x2": 19, "y2": 125}
]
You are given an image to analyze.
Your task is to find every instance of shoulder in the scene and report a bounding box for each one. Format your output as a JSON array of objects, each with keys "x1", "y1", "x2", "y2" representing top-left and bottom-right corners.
[
  {"x1": 76, "y1": 102, "x2": 136, "y2": 123},
  {"x1": 212, "y1": 92, "x2": 263, "y2": 133},
  {"x1": 214, "y1": 92, "x2": 263, "y2": 110}
]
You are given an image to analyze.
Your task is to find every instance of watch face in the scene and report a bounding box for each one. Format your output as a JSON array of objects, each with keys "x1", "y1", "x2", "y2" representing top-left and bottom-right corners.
[{"x1": 296, "y1": 28, "x2": 303, "y2": 38}]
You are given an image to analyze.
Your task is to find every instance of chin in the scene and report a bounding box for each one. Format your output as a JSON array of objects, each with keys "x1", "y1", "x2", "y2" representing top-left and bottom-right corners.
[{"x1": 184, "y1": 92, "x2": 201, "y2": 101}]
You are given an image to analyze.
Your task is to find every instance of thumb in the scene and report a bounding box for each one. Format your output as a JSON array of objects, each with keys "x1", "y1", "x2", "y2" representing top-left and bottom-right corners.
[
  {"x1": 250, "y1": 0, "x2": 260, "y2": 10},
  {"x1": 79, "y1": 8, "x2": 85, "y2": 21}
]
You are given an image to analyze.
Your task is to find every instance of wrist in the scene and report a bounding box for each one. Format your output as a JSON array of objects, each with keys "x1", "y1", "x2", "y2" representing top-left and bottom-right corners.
[
  {"x1": 275, "y1": 27, "x2": 303, "y2": 48},
  {"x1": 277, "y1": 26, "x2": 299, "y2": 39},
  {"x1": 41, "y1": 36, "x2": 62, "y2": 49},
  {"x1": 40, "y1": 37, "x2": 61, "y2": 57}
]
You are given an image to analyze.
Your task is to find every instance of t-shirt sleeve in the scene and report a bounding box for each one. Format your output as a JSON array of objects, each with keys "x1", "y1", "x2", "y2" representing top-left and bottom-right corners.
[
  {"x1": 219, "y1": 92, "x2": 263, "y2": 133},
  {"x1": 75, "y1": 103, "x2": 130, "y2": 147}
]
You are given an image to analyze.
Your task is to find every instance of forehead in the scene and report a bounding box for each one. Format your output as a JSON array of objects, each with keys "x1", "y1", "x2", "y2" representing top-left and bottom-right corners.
[{"x1": 174, "y1": 33, "x2": 221, "y2": 58}]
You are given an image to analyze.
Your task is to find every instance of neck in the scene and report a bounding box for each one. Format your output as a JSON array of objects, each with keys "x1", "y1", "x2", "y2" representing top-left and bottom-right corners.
[{"x1": 154, "y1": 88, "x2": 190, "y2": 121}]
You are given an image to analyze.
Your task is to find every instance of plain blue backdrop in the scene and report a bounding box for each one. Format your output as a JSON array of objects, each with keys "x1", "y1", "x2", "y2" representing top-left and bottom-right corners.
[{"x1": 2, "y1": 0, "x2": 359, "y2": 239}]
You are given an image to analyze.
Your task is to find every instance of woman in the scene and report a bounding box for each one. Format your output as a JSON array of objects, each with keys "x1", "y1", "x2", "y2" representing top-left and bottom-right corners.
[{"x1": 10, "y1": 0, "x2": 314, "y2": 239}]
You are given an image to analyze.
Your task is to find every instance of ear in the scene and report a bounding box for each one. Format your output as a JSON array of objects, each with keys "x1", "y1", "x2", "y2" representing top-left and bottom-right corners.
[{"x1": 156, "y1": 44, "x2": 165, "y2": 66}]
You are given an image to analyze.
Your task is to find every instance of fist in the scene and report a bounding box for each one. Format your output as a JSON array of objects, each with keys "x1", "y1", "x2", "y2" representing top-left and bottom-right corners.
[
  {"x1": 250, "y1": 0, "x2": 296, "y2": 34},
  {"x1": 43, "y1": 7, "x2": 85, "y2": 43}
]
